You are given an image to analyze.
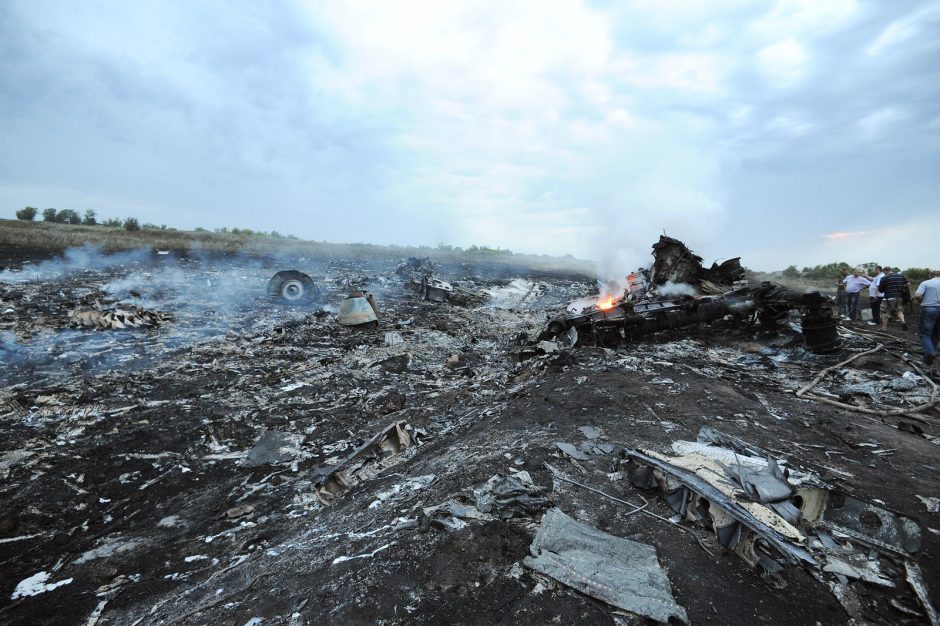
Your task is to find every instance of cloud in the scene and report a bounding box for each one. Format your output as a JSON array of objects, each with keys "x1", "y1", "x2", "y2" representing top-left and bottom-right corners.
[
  {"x1": 758, "y1": 38, "x2": 810, "y2": 85},
  {"x1": 866, "y1": 3, "x2": 940, "y2": 57},
  {"x1": 857, "y1": 107, "x2": 908, "y2": 139},
  {"x1": 822, "y1": 231, "x2": 866, "y2": 240},
  {"x1": 0, "y1": 0, "x2": 938, "y2": 272}
]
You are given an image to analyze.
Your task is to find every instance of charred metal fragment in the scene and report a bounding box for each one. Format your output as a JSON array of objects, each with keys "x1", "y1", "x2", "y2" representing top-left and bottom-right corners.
[
  {"x1": 541, "y1": 290, "x2": 755, "y2": 347},
  {"x1": 697, "y1": 428, "x2": 921, "y2": 556},
  {"x1": 625, "y1": 448, "x2": 815, "y2": 565},
  {"x1": 311, "y1": 421, "x2": 414, "y2": 505},
  {"x1": 799, "y1": 292, "x2": 840, "y2": 354},
  {"x1": 649, "y1": 236, "x2": 706, "y2": 286},
  {"x1": 338, "y1": 291, "x2": 379, "y2": 327}
]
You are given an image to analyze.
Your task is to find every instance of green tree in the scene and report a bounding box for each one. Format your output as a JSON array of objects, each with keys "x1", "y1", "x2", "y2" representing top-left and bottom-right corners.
[
  {"x1": 905, "y1": 268, "x2": 931, "y2": 284},
  {"x1": 57, "y1": 209, "x2": 81, "y2": 224},
  {"x1": 782, "y1": 265, "x2": 799, "y2": 278},
  {"x1": 42, "y1": 208, "x2": 58, "y2": 222},
  {"x1": 123, "y1": 217, "x2": 140, "y2": 231},
  {"x1": 103, "y1": 218, "x2": 122, "y2": 228},
  {"x1": 15, "y1": 206, "x2": 37, "y2": 221},
  {"x1": 82, "y1": 210, "x2": 97, "y2": 225}
]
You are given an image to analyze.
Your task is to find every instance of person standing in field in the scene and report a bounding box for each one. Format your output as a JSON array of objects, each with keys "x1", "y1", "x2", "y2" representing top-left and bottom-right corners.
[
  {"x1": 868, "y1": 265, "x2": 884, "y2": 326},
  {"x1": 880, "y1": 266, "x2": 909, "y2": 331},
  {"x1": 836, "y1": 268, "x2": 849, "y2": 317},
  {"x1": 843, "y1": 268, "x2": 871, "y2": 322},
  {"x1": 914, "y1": 269, "x2": 940, "y2": 367}
]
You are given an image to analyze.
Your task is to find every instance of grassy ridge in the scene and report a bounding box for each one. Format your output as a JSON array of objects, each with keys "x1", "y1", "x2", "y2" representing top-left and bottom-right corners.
[{"x1": 0, "y1": 219, "x2": 597, "y2": 276}]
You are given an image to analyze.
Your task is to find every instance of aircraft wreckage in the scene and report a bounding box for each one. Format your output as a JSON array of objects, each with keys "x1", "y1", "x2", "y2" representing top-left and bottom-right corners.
[{"x1": 530, "y1": 236, "x2": 840, "y2": 356}]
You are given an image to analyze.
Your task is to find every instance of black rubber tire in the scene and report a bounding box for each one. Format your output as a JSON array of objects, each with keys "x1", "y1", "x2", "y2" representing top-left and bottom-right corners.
[{"x1": 267, "y1": 270, "x2": 320, "y2": 302}]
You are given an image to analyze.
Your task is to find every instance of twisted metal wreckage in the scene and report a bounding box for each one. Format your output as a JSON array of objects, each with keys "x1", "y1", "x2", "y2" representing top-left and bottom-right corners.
[{"x1": 528, "y1": 235, "x2": 840, "y2": 357}]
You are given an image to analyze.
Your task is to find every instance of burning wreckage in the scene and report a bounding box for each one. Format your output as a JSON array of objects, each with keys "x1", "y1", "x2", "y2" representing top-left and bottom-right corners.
[
  {"x1": 530, "y1": 236, "x2": 839, "y2": 357},
  {"x1": 1, "y1": 238, "x2": 939, "y2": 626}
]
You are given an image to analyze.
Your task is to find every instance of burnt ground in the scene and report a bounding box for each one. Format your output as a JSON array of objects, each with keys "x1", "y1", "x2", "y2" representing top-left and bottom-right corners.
[{"x1": 1, "y1": 245, "x2": 938, "y2": 625}]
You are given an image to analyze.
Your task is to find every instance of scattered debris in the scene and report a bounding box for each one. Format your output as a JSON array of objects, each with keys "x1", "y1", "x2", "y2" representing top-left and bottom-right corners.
[
  {"x1": 11, "y1": 571, "x2": 74, "y2": 599},
  {"x1": 2, "y1": 240, "x2": 937, "y2": 625}
]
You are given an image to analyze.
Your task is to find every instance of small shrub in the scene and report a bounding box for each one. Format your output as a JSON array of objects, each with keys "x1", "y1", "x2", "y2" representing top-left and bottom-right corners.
[
  {"x1": 103, "y1": 218, "x2": 122, "y2": 228},
  {"x1": 123, "y1": 217, "x2": 140, "y2": 232}
]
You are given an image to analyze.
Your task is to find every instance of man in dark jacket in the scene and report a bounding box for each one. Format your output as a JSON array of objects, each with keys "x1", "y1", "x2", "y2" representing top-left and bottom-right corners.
[{"x1": 879, "y1": 266, "x2": 909, "y2": 331}]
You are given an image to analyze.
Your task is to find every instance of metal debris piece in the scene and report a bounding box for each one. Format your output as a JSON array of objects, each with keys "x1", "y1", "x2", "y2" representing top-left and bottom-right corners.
[
  {"x1": 524, "y1": 508, "x2": 688, "y2": 624},
  {"x1": 555, "y1": 441, "x2": 590, "y2": 461},
  {"x1": 820, "y1": 491, "x2": 922, "y2": 556},
  {"x1": 697, "y1": 428, "x2": 923, "y2": 556},
  {"x1": 473, "y1": 472, "x2": 550, "y2": 519},
  {"x1": 242, "y1": 431, "x2": 301, "y2": 468},
  {"x1": 312, "y1": 421, "x2": 414, "y2": 505},
  {"x1": 383, "y1": 331, "x2": 404, "y2": 346},
  {"x1": 68, "y1": 307, "x2": 163, "y2": 330},
  {"x1": 916, "y1": 495, "x2": 940, "y2": 513},
  {"x1": 423, "y1": 277, "x2": 453, "y2": 302},
  {"x1": 423, "y1": 499, "x2": 495, "y2": 531},
  {"x1": 625, "y1": 448, "x2": 814, "y2": 565},
  {"x1": 337, "y1": 291, "x2": 379, "y2": 327},
  {"x1": 395, "y1": 256, "x2": 435, "y2": 279},
  {"x1": 578, "y1": 425, "x2": 603, "y2": 440},
  {"x1": 905, "y1": 561, "x2": 940, "y2": 626},
  {"x1": 823, "y1": 553, "x2": 895, "y2": 587}
]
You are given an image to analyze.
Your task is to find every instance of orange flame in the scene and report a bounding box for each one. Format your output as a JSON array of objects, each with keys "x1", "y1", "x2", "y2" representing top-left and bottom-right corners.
[{"x1": 597, "y1": 295, "x2": 616, "y2": 310}]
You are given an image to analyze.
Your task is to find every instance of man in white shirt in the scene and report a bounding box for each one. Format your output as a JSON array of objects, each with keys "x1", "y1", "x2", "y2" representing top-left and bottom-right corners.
[
  {"x1": 868, "y1": 265, "x2": 884, "y2": 326},
  {"x1": 915, "y1": 270, "x2": 940, "y2": 366},
  {"x1": 842, "y1": 268, "x2": 871, "y2": 322}
]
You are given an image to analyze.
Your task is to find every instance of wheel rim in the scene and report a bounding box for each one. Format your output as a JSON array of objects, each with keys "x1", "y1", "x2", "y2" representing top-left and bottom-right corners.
[{"x1": 281, "y1": 279, "x2": 305, "y2": 301}]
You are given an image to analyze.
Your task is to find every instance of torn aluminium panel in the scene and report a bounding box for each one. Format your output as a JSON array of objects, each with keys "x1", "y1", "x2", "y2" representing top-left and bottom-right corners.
[
  {"x1": 624, "y1": 448, "x2": 816, "y2": 568},
  {"x1": 695, "y1": 428, "x2": 923, "y2": 557},
  {"x1": 524, "y1": 508, "x2": 688, "y2": 624},
  {"x1": 311, "y1": 421, "x2": 417, "y2": 505}
]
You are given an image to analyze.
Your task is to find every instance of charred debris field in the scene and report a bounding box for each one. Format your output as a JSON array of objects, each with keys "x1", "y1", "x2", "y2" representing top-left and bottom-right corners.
[{"x1": 1, "y1": 239, "x2": 938, "y2": 626}]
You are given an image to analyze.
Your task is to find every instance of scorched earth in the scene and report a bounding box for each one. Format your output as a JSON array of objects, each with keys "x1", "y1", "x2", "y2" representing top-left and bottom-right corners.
[{"x1": 0, "y1": 243, "x2": 938, "y2": 625}]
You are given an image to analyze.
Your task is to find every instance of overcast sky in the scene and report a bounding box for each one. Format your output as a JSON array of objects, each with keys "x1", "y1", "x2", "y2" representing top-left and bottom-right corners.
[{"x1": 1, "y1": 1, "x2": 938, "y2": 272}]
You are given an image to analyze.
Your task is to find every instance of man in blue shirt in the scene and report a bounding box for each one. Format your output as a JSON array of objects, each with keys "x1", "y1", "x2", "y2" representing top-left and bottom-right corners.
[{"x1": 915, "y1": 270, "x2": 940, "y2": 366}]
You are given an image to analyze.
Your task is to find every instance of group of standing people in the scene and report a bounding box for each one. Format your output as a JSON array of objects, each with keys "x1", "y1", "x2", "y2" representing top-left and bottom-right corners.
[
  {"x1": 835, "y1": 265, "x2": 940, "y2": 369},
  {"x1": 836, "y1": 265, "x2": 909, "y2": 330}
]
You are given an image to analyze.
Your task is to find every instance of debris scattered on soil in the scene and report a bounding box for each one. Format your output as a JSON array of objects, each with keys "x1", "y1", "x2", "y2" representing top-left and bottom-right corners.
[{"x1": 1, "y1": 239, "x2": 938, "y2": 625}]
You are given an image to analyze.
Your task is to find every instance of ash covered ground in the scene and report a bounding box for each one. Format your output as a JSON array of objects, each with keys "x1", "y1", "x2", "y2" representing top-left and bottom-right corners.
[{"x1": 1, "y1": 245, "x2": 938, "y2": 625}]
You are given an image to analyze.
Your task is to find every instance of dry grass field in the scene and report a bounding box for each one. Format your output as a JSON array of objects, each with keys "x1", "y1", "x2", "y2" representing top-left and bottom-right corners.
[{"x1": 0, "y1": 218, "x2": 596, "y2": 276}]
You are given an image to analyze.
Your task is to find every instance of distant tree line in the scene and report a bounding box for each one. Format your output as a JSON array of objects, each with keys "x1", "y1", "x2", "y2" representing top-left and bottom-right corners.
[
  {"x1": 12, "y1": 205, "x2": 294, "y2": 238},
  {"x1": 782, "y1": 261, "x2": 932, "y2": 285}
]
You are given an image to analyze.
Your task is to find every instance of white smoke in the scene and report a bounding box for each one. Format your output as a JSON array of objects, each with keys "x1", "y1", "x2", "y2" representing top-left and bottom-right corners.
[{"x1": 658, "y1": 281, "x2": 697, "y2": 297}]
